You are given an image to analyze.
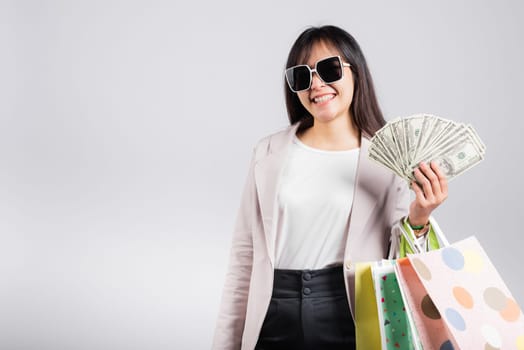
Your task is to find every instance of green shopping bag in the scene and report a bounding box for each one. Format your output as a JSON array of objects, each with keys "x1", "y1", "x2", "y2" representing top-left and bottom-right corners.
[{"x1": 371, "y1": 260, "x2": 416, "y2": 350}]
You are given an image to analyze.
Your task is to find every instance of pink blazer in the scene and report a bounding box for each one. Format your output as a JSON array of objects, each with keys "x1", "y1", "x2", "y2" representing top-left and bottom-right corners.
[{"x1": 212, "y1": 121, "x2": 409, "y2": 350}]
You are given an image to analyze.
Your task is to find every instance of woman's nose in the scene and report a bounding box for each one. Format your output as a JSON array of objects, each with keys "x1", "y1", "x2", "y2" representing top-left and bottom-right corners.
[{"x1": 310, "y1": 72, "x2": 324, "y2": 89}]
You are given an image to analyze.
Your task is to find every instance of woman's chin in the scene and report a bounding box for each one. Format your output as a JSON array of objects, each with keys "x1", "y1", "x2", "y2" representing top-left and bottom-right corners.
[{"x1": 312, "y1": 112, "x2": 345, "y2": 124}]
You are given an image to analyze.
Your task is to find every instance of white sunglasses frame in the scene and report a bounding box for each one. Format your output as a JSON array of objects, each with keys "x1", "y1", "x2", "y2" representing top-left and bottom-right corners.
[{"x1": 285, "y1": 55, "x2": 351, "y2": 93}]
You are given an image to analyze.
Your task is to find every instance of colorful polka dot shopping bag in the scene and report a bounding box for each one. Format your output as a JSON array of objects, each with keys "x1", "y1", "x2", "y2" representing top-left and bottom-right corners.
[
  {"x1": 400, "y1": 236, "x2": 524, "y2": 349},
  {"x1": 395, "y1": 258, "x2": 459, "y2": 349}
]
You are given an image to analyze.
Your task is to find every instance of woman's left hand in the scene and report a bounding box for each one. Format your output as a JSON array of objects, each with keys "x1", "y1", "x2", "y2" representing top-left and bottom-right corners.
[{"x1": 408, "y1": 161, "x2": 448, "y2": 226}]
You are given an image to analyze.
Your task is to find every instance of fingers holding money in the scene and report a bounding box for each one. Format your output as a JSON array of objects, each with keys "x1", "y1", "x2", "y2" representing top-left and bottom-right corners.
[
  {"x1": 409, "y1": 161, "x2": 448, "y2": 226},
  {"x1": 419, "y1": 161, "x2": 447, "y2": 199},
  {"x1": 431, "y1": 161, "x2": 449, "y2": 198}
]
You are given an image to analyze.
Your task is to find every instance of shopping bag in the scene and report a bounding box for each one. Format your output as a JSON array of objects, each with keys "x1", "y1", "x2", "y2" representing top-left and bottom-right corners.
[
  {"x1": 371, "y1": 260, "x2": 417, "y2": 350},
  {"x1": 394, "y1": 217, "x2": 459, "y2": 349},
  {"x1": 395, "y1": 257, "x2": 459, "y2": 349},
  {"x1": 355, "y1": 262, "x2": 382, "y2": 350},
  {"x1": 405, "y1": 236, "x2": 524, "y2": 349},
  {"x1": 356, "y1": 218, "x2": 448, "y2": 350}
]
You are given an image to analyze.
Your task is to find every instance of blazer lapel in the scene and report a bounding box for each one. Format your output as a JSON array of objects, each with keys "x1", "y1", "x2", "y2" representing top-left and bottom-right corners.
[
  {"x1": 345, "y1": 137, "x2": 383, "y2": 251},
  {"x1": 254, "y1": 123, "x2": 300, "y2": 267}
]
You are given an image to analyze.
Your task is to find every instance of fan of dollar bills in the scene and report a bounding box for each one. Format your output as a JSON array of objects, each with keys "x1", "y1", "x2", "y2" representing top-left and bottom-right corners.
[{"x1": 368, "y1": 113, "x2": 486, "y2": 183}]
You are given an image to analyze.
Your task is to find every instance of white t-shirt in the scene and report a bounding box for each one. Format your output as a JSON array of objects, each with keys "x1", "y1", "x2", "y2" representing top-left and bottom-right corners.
[{"x1": 274, "y1": 134, "x2": 360, "y2": 270}]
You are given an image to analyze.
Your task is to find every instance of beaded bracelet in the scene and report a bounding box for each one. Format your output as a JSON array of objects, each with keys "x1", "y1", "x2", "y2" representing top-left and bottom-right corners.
[
  {"x1": 410, "y1": 224, "x2": 426, "y2": 230},
  {"x1": 406, "y1": 217, "x2": 430, "y2": 237}
]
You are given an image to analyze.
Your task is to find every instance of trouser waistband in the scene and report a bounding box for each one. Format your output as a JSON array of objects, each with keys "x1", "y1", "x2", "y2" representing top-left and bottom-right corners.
[{"x1": 272, "y1": 265, "x2": 346, "y2": 299}]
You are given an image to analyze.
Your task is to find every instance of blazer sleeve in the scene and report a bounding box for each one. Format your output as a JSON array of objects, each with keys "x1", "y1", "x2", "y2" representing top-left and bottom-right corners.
[
  {"x1": 212, "y1": 147, "x2": 257, "y2": 350},
  {"x1": 393, "y1": 175, "x2": 410, "y2": 226},
  {"x1": 387, "y1": 176, "x2": 411, "y2": 258}
]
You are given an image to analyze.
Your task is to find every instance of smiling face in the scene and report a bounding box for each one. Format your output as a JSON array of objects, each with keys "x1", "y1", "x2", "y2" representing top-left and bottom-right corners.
[{"x1": 296, "y1": 41, "x2": 355, "y2": 124}]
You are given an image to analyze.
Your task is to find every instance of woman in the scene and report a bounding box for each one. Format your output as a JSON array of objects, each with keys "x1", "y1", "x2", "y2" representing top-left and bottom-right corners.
[{"x1": 212, "y1": 25, "x2": 448, "y2": 350}]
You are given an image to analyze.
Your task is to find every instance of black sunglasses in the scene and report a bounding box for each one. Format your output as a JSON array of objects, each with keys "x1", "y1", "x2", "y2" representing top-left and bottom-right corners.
[{"x1": 285, "y1": 56, "x2": 351, "y2": 93}]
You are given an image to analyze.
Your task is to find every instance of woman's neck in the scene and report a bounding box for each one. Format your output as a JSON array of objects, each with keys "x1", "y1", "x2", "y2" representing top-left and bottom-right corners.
[{"x1": 297, "y1": 116, "x2": 361, "y2": 151}]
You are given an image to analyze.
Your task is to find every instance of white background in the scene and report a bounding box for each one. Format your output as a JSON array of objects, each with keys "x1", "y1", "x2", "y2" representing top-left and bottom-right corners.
[{"x1": 1, "y1": 0, "x2": 523, "y2": 349}]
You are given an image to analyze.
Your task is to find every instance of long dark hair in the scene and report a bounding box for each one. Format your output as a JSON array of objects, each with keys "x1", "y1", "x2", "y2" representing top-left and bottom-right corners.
[{"x1": 285, "y1": 25, "x2": 386, "y2": 138}]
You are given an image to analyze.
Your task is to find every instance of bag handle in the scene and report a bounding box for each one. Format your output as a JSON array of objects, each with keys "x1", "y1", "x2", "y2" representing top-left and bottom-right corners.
[{"x1": 399, "y1": 216, "x2": 449, "y2": 256}]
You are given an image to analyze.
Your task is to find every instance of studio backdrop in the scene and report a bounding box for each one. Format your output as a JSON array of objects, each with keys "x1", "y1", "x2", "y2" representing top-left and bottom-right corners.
[{"x1": 1, "y1": 0, "x2": 522, "y2": 349}]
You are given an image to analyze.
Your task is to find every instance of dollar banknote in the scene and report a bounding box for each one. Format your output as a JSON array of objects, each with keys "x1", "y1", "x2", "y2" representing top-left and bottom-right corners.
[{"x1": 369, "y1": 113, "x2": 486, "y2": 183}]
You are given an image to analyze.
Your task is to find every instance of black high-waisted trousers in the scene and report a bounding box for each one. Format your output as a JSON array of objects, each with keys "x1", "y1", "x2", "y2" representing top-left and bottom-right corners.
[{"x1": 255, "y1": 265, "x2": 356, "y2": 350}]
